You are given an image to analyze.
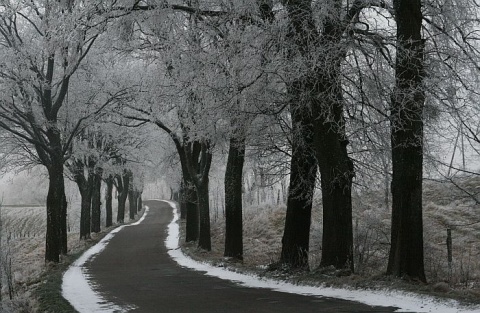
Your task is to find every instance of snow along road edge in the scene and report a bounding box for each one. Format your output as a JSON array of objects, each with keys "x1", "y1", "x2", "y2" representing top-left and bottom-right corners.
[
  {"x1": 61, "y1": 207, "x2": 150, "y2": 313},
  {"x1": 162, "y1": 200, "x2": 480, "y2": 313}
]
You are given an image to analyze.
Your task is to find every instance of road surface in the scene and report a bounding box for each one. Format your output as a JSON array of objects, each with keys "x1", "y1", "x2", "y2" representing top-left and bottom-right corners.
[{"x1": 85, "y1": 200, "x2": 402, "y2": 312}]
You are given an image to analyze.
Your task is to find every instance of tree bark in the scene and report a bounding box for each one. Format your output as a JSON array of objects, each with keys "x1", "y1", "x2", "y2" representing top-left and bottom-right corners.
[
  {"x1": 138, "y1": 193, "x2": 143, "y2": 212},
  {"x1": 45, "y1": 159, "x2": 67, "y2": 262},
  {"x1": 224, "y1": 135, "x2": 246, "y2": 260},
  {"x1": 196, "y1": 176, "x2": 212, "y2": 251},
  {"x1": 72, "y1": 161, "x2": 93, "y2": 240},
  {"x1": 184, "y1": 180, "x2": 199, "y2": 242},
  {"x1": 280, "y1": 100, "x2": 317, "y2": 270},
  {"x1": 282, "y1": 0, "x2": 355, "y2": 272},
  {"x1": 91, "y1": 167, "x2": 102, "y2": 233},
  {"x1": 176, "y1": 140, "x2": 200, "y2": 243},
  {"x1": 105, "y1": 175, "x2": 114, "y2": 227},
  {"x1": 179, "y1": 181, "x2": 188, "y2": 219},
  {"x1": 313, "y1": 70, "x2": 355, "y2": 272},
  {"x1": 116, "y1": 171, "x2": 130, "y2": 224},
  {"x1": 183, "y1": 139, "x2": 212, "y2": 251},
  {"x1": 128, "y1": 188, "x2": 137, "y2": 220},
  {"x1": 387, "y1": 0, "x2": 426, "y2": 283}
]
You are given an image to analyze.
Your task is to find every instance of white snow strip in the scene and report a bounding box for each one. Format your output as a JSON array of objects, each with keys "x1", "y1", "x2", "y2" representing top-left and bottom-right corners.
[
  {"x1": 62, "y1": 207, "x2": 150, "y2": 313},
  {"x1": 162, "y1": 200, "x2": 480, "y2": 313}
]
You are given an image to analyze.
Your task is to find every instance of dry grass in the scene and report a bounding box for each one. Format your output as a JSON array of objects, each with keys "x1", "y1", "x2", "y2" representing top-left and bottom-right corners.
[
  {"x1": 0, "y1": 200, "x2": 138, "y2": 312},
  {"x1": 184, "y1": 176, "x2": 480, "y2": 305}
]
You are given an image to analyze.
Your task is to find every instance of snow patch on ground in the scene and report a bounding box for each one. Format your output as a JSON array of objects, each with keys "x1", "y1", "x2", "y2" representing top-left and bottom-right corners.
[
  {"x1": 162, "y1": 200, "x2": 480, "y2": 313},
  {"x1": 62, "y1": 207, "x2": 150, "y2": 313}
]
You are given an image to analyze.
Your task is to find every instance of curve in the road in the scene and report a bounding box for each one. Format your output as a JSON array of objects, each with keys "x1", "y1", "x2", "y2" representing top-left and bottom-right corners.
[{"x1": 63, "y1": 200, "x2": 479, "y2": 313}]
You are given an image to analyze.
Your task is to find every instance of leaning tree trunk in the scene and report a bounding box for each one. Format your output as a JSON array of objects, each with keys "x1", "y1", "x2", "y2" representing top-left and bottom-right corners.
[
  {"x1": 387, "y1": 0, "x2": 426, "y2": 283},
  {"x1": 280, "y1": 99, "x2": 317, "y2": 270},
  {"x1": 45, "y1": 158, "x2": 67, "y2": 262},
  {"x1": 105, "y1": 175, "x2": 114, "y2": 227},
  {"x1": 224, "y1": 135, "x2": 246, "y2": 260}
]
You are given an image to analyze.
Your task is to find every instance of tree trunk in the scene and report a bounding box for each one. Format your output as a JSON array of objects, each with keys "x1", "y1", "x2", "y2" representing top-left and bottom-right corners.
[
  {"x1": 387, "y1": 0, "x2": 426, "y2": 283},
  {"x1": 79, "y1": 179, "x2": 93, "y2": 239},
  {"x1": 45, "y1": 160, "x2": 67, "y2": 262},
  {"x1": 280, "y1": 100, "x2": 317, "y2": 270},
  {"x1": 61, "y1": 188, "x2": 68, "y2": 254},
  {"x1": 138, "y1": 193, "x2": 143, "y2": 212},
  {"x1": 282, "y1": 0, "x2": 355, "y2": 272},
  {"x1": 197, "y1": 177, "x2": 211, "y2": 251},
  {"x1": 91, "y1": 168, "x2": 102, "y2": 233},
  {"x1": 105, "y1": 175, "x2": 114, "y2": 227},
  {"x1": 116, "y1": 171, "x2": 130, "y2": 224},
  {"x1": 70, "y1": 159, "x2": 92, "y2": 239},
  {"x1": 314, "y1": 71, "x2": 354, "y2": 272},
  {"x1": 128, "y1": 188, "x2": 136, "y2": 220},
  {"x1": 184, "y1": 181, "x2": 199, "y2": 242},
  {"x1": 179, "y1": 180, "x2": 188, "y2": 219},
  {"x1": 184, "y1": 140, "x2": 213, "y2": 251},
  {"x1": 224, "y1": 136, "x2": 246, "y2": 260}
]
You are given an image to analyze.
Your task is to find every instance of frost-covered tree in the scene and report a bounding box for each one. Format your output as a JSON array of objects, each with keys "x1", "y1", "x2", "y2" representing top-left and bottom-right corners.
[
  {"x1": 0, "y1": 1, "x2": 131, "y2": 262},
  {"x1": 385, "y1": 0, "x2": 426, "y2": 282}
]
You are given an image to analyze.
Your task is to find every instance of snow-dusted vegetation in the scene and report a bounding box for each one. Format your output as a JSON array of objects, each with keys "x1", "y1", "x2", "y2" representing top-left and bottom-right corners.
[
  {"x1": 201, "y1": 174, "x2": 480, "y2": 302},
  {"x1": 1, "y1": 0, "x2": 480, "y2": 311},
  {"x1": 0, "y1": 196, "x2": 143, "y2": 312}
]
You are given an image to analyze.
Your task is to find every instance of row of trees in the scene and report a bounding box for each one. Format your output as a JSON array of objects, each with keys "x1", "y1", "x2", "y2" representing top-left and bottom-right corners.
[
  {"x1": 0, "y1": 0, "x2": 151, "y2": 262},
  {"x1": 1, "y1": 1, "x2": 480, "y2": 285},
  {"x1": 117, "y1": 0, "x2": 429, "y2": 281}
]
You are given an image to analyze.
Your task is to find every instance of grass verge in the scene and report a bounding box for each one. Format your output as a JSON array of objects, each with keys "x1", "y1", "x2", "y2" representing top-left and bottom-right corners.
[{"x1": 35, "y1": 254, "x2": 79, "y2": 313}]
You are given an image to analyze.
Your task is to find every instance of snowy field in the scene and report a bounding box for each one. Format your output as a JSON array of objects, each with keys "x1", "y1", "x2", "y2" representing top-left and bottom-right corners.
[{"x1": 0, "y1": 200, "x2": 130, "y2": 311}]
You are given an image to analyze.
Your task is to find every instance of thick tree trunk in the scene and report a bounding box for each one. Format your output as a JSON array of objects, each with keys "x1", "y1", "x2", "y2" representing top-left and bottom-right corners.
[
  {"x1": 184, "y1": 181, "x2": 199, "y2": 242},
  {"x1": 280, "y1": 101, "x2": 317, "y2": 270},
  {"x1": 314, "y1": 76, "x2": 355, "y2": 272},
  {"x1": 91, "y1": 168, "x2": 102, "y2": 233},
  {"x1": 224, "y1": 136, "x2": 246, "y2": 260},
  {"x1": 105, "y1": 175, "x2": 114, "y2": 227},
  {"x1": 116, "y1": 171, "x2": 130, "y2": 224},
  {"x1": 185, "y1": 140, "x2": 213, "y2": 251},
  {"x1": 197, "y1": 178, "x2": 211, "y2": 251},
  {"x1": 282, "y1": 0, "x2": 355, "y2": 272},
  {"x1": 45, "y1": 160, "x2": 67, "y2": 262},
  {"x1": 387, "y1": 0, "x2": 426, "y2": 283}
]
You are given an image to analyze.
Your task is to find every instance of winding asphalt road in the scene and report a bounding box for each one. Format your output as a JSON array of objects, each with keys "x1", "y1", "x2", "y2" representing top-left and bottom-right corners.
[{"x1": 85, "y1": 200, "x2": 402, "y2": 312}]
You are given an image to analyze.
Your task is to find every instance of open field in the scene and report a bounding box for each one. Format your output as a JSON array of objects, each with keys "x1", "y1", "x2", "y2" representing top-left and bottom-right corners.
[{"x1": 0, "y1": 199, "x2": 135, "y2": 312}]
